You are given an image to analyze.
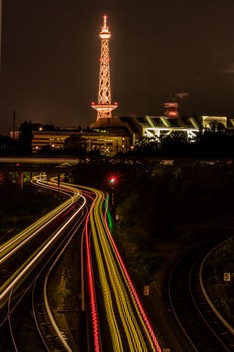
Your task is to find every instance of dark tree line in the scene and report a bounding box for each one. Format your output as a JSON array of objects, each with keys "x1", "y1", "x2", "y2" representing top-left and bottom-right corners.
[
  {"x1": 0, "y1": 121, "x2": 33, "y2": 155},
  {"x1": 112, "y1": 160, "x2": 234, "y2": 286},
  {"x1": 131, "y1": 130, "x2": 234, "y2": 158}
]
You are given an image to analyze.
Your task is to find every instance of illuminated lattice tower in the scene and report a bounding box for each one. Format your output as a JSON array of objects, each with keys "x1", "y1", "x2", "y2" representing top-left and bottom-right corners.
[{"x1": 91, "y1": 15, "x2": 118, "y2": 120}]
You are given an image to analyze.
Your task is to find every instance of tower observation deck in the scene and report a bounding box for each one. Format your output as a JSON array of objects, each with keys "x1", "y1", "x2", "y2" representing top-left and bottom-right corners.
[{"x1": 91, "y1": 16, "x2": 118, "y2": 120}]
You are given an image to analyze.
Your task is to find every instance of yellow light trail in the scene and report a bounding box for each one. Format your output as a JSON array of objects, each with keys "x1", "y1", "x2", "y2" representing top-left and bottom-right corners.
[
  {"x1": 0, "y1": 177, "x2": 80, "y2": 263},
  {"x1": 0, "y1": 178, "x2": 86, "y2": 312},
  {"x1": 82, "y1": 185, "x2": 162, "y2": 352}
]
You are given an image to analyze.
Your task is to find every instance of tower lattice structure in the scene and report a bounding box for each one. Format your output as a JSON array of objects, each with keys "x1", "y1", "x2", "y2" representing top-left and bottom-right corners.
[{"x1": 91, "y1": 15, "x2": 118, "y2": 120}]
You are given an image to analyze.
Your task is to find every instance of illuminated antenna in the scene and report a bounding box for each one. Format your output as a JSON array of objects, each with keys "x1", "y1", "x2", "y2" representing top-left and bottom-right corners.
[{"x1": 91, "y1": 15, "x2": 118, "y2": 120}]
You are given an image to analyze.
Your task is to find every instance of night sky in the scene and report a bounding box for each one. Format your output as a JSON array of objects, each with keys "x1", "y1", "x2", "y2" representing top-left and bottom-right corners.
[{"x1": 0, "y1": 0, "x2": 234, "y2": 135}]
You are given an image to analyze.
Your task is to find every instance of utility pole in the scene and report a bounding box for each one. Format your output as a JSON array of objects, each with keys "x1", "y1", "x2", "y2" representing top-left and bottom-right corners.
[{"x1": 13, "y1": 110, "x2": 16, "y2": 139}]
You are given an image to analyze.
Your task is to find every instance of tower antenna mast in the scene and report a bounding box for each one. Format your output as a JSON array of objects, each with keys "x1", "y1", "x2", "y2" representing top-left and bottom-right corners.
[{"x1": 91, "y1": 15, "x2": 118, "y2": 120}]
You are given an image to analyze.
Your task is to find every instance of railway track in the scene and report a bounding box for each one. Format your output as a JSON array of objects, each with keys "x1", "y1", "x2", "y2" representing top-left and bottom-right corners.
[
  {"x1": 1, "y1": 179, "x2": 87, "y2": 351},
  {"x1": 7, "y1": 214, "x2": 84, "y2": 352},
  {"x1": 8, "y1": 287, "x2": 51, "y2": 352},
  {"x1": 168, "y1": 237, "x2": 234, "y2": 352}
]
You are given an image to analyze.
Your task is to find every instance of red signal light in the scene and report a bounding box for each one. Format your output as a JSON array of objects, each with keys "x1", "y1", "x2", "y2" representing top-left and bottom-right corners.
[{"x1": 106, "y1": 172, "x2": 120, "y2": 187}]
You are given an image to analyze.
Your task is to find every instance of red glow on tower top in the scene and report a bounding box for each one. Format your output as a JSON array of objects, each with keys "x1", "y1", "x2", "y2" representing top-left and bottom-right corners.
[{"x1": 164, "y1": 96, "x2": 179, "y2": 118}]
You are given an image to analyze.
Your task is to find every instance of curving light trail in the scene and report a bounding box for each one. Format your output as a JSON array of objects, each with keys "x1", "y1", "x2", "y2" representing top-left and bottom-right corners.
[
  {"x1": 84, "y1": 192, "x2": 102, "y2": 352},
  {"x1": 1, "y1": 177, "x2": 162, "y2": 351},
  {"x1": 103, "y1": 196, "x2": 162, "y2": 351},
  {"x1": 0, "y1": 176, "x2": 80, "y2": 263},
  {"x1": 78, "y1": 185, "x2": 162, "y2": 352},
  {"x1": 0, "y1": 177, "x2": 86, "y2": 313}
]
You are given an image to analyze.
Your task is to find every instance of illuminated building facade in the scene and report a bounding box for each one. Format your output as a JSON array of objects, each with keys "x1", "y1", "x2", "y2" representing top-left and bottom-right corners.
[
  {"x1": 30, "y1": 129, "x2": 129, "y2": 156},
  {"x1": 32, "y1": 130, "x2": 69, "y2": 153},
  {"x1": 91, "y1": 15, "x2": 118, "y2": 120},
  {"x1": 11, "y1": 114, "x2": 232, "y2": 156},
  {"x1": 139, "y1": 115, "x2": 229, "y2": 140}
]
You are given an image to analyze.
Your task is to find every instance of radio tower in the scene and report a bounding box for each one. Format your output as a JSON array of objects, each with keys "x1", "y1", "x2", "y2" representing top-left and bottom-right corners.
[{"x1": 91, "y1": 15, "x2": 118, "y2": 120}]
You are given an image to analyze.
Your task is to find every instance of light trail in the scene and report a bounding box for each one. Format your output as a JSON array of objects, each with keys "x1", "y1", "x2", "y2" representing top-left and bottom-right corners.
[
  {"x1": 1, "y1": 177, "x2": 162, "y2": 351},
  {"x1": 91, "y1": 191, "x2": 147, "y2": 351},
  {"x1": 102, "y1": 197, "x2": 162, "y2": 351},
  {"x1": 0, "y1": 179, "x2": 86, "y2": 312},
  {"x1": 0, "y1": 176, "x2": 79, "y2": 263},
  {"x1": 85, "y1": 191, "x2": 102, "y2": 352},
  {"x1": 78, "y1": 184, "x2": 162, "y2": 352}
]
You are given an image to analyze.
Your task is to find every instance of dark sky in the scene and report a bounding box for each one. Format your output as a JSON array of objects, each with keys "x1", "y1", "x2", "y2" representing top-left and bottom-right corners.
[{"x1": 0, "y1": 1, "x2": 234, "y2": 135}]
